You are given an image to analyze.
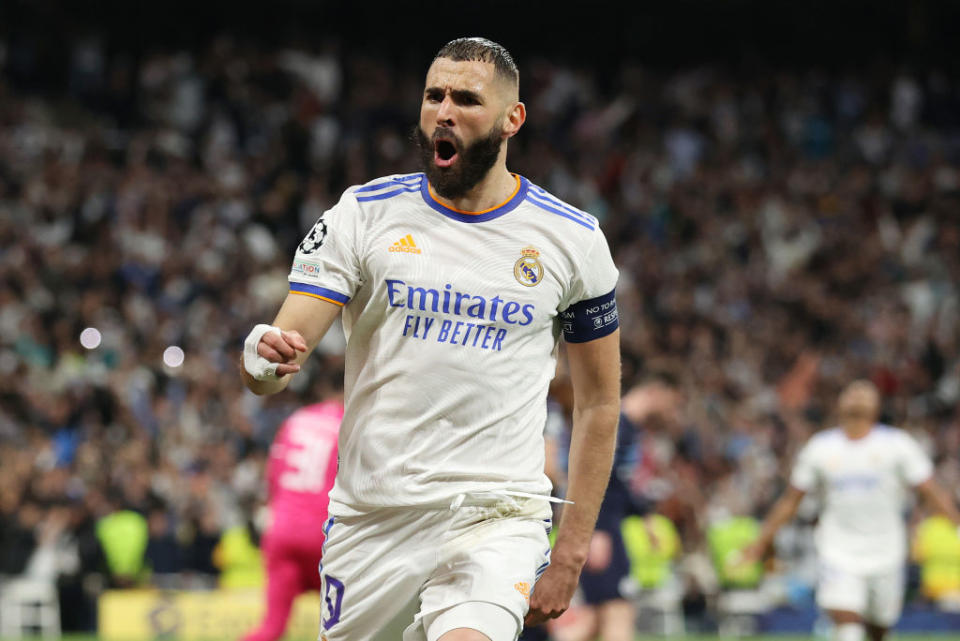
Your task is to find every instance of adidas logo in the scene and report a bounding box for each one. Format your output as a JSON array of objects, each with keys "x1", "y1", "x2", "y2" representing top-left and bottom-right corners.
[{"x1": 389, "y1": 234, "x2": 422, "y2": 254}]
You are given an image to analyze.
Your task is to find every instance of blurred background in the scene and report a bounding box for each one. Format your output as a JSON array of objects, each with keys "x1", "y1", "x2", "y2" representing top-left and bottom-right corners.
[{"x1": 1, "y1": 0, "x2": 960, "y2": 638}]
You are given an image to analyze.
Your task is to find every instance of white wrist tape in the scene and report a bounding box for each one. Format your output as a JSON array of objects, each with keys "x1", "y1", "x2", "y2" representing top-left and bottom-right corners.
[{"x1": 243, "y1": 324, "x2": 282, "y2": 381}]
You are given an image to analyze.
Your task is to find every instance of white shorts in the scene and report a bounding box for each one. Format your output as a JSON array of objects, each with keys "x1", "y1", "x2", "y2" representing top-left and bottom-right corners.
[
  {"x1": 318, "y1": 496, "x2": 553, "y2": 641},
  {"x1": 816, "y1": 563, "x2": 904, "y2": 627}
]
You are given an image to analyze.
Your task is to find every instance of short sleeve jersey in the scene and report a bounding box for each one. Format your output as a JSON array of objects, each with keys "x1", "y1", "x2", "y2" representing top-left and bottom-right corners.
[
  {"x1": 288, "y1": 173, "x2": 619, "y2": 514},
  {"x1": 789, "y1": 425, "x2": 933, "y2": 573}
]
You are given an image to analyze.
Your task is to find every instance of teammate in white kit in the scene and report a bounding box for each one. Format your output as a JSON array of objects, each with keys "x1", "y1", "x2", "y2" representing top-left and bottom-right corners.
[
  {"x1": 240, "y1": 38, "x2": 621, "y2": 641},
  {"x1": 741, "y1": 380, "x2": 960, "y2": 641}
]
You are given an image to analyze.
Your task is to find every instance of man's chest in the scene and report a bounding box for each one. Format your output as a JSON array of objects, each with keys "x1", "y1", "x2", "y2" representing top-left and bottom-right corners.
[
  {"x1": 356, "y1": 215, "x2": 570, "y2": 322},
  {"x1": 818, "y1": 443, "x2": 902, "y2": 492}
]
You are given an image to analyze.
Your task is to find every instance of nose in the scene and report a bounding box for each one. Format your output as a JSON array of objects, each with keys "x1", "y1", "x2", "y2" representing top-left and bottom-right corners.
[{"x1": 436, "y1": 94, "x2": 455, "y2": 127}]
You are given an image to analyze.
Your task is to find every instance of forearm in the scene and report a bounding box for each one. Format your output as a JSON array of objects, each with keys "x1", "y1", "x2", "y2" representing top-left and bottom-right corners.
[
  {"x1": 919, "y1": 479, "x2": 960, "y2": 525},
  {"x1": 552, "y1": 401, "x2": 619, "y2": 568},
  {"x1": 755, "y1": 490, "x2": 803, "y2": 550}
]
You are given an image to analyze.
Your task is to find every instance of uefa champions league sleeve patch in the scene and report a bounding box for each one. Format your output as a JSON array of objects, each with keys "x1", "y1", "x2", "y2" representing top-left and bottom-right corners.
[
  {"x1": 299, "y1": 214, "x2": 328, "y2": 254},
  {"x1": 560, "y1": 288, "x2": 618, "y2": 343}
]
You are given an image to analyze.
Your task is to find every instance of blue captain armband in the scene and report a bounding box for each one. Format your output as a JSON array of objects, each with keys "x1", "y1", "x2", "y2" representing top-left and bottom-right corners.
[{"x1": 560, "y1": 289, "x2": 619, "y2": 343}]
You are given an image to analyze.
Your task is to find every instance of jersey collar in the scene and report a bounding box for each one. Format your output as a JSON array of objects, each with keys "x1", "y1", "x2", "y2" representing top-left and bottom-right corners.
[{"x1": 420, "y1": 173, "x2": 528, "y2": 223}]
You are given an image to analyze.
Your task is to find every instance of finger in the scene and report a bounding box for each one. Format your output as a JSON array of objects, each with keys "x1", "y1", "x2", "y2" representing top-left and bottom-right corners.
[
  {"x1": 262, "y1": 332, "x2": 297, "y2": 359},
  {"x1": 275, "y1": 363, "x2": 301, "y2": 376},
  {"x1": 524, "y1": 611, "x2": 547, "y2": 627},
  {"x1": 282, "y1": 330, "x2": 308, "y2": 352},
  {"x1": 257, "y1": 343, "x2": 286, "y2": 363},
  {"x1": 525, "y1": 605, "x2": 565, "y2": 625}
]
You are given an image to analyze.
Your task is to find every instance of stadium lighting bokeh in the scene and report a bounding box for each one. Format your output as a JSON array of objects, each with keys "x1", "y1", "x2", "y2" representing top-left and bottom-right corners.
[
  {"x1": 163, "y1": 346, "x2": 186, "y2": 368},
  {"x1": 79, "y1": 327, "x2": 102, "y2": 350}
]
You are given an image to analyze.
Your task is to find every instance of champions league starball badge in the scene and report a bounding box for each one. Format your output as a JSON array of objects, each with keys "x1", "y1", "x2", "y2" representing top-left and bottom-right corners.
[
  {"x1": 514, "y1": 246, "x2": 544, "y2": 287},
  {"x1": 298, "y1": 215, "x2": 328, "y2": 254}
]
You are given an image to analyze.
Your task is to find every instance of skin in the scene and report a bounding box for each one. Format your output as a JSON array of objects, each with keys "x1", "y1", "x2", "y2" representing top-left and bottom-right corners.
[
  {"x1": 438, "y1": 629, "x2": 490, "y2": 641},
  {"x1": 835, "y1": 380, "x2": 882, "y2": 440},
  {"x1": 739, "y1": 380, "x2": 960, "y2": 640},
  {"x1": 243, "y1": 57, "x2": 621, "y2": 637}
]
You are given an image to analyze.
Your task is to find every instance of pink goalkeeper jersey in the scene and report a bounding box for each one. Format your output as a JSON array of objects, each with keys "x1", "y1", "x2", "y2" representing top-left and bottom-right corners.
[{"x1": 267, "y1": 401, "x2": 342, "y2": 536}]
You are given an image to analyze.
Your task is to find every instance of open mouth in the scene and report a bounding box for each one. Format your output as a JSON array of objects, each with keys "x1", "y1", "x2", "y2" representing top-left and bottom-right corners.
[{"x1": 434, "y1": 139, "x2": 459, "y2": 168}]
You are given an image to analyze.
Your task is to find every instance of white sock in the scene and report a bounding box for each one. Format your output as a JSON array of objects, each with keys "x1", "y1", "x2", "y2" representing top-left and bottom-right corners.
[{"x1": 835, "y1": 622, "x2": 865, "y2": 641}]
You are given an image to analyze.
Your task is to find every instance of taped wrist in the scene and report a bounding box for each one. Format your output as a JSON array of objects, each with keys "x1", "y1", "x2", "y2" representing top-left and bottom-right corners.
[{"x1": 243, "y1": 324, "x2": 282, "y2": 381}]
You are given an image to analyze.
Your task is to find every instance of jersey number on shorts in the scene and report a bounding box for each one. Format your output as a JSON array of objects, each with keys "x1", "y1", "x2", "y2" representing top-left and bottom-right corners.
[
  {"x1": 322, "y1": 575, "x2": 345, "y2": 630},
  {"x1": 279, "y1": 423, "x2": 335, "y2": 493}
]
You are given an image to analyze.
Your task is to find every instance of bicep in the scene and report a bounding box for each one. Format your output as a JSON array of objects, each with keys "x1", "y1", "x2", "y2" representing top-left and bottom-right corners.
[
  {"x1": 789, "y1": 443, "x2": 819, "y2": 492},
  {"x1": 900, "y1": 435, "x2": 934, "y2": 486},
  {"x1": 565, "y1": 329, "x2": 621, "y2": 410},
  {"x1": 914, "y1": 477, "x2": 939, "y2": 500},
  {"x1": 784, "y1": 485, "x2": 807, "y2": 509},
  {"x1": 273, "y1": 292, "x2": 343, "y2": 362}
]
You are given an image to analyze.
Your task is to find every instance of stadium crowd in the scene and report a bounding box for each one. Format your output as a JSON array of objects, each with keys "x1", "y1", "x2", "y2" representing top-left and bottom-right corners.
[{"x1": 1, "y1": 34, "x2": 960, "y2": 630}]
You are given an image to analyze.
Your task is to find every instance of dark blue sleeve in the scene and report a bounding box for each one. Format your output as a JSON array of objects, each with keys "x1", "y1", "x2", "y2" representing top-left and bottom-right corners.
[{"x1": 559, "y1": 288, "x2": 619, "y2": 343}]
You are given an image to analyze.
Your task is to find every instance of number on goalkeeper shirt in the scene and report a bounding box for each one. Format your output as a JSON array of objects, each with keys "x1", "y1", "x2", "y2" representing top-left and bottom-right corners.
[{"x1": 279, "y1": 422, "x2": 335, "y2": 493}]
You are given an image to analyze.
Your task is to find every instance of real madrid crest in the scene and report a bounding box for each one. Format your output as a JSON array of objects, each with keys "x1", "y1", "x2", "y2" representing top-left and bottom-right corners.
[{"x1": 514, "y1": 246, "x2": 544, "y2": 287}]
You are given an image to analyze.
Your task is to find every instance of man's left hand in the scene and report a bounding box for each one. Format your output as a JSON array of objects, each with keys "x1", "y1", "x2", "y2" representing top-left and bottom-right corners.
[{"x1": 523, "y1": 560, "x2": 580, "y2": 627}]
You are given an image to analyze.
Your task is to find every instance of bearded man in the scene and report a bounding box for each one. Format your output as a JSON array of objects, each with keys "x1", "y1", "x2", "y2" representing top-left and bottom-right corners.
[{"x1": 241, "y1": 37, "x2": 621, "y2": 641}]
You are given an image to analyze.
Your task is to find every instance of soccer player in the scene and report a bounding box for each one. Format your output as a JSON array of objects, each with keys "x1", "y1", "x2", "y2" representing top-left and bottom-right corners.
[
  {"x1": 241, "y1": 397, "x2": 342, "y2": 641},
  {"x1": 240, "y1": 37, "x2": 621, "y2": 641},
  {"x1": 740, "y1": 380, "x2": 960, "y2": 641}
]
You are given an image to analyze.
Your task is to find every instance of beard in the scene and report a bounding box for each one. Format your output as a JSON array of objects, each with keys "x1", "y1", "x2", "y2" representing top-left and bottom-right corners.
[{"x1": 414, "y1": 123, "x2": 503, "y2": 200}]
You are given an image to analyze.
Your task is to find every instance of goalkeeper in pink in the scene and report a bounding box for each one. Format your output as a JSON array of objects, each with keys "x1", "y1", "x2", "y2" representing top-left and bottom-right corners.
[{"x1": 242, "y1": 400, "x2": 342, "y2": 641}]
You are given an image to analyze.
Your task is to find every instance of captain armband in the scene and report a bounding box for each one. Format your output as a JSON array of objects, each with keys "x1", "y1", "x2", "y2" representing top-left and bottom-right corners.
[{"x1": 560, "y1": 288, "x2": 619, "y2": 343}]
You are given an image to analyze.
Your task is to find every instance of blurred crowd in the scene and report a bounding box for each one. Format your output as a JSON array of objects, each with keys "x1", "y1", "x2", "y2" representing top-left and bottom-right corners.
[{"x1": 2, "y1": 33, "x2": 960, "y2": 629}]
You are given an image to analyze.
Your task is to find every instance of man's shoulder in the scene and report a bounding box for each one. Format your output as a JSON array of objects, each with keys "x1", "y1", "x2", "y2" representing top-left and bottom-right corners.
[
  {"x1": 806, "y1": 427, "x2": 844, "y2": 450},
  {"x1": 344, "y1": 173, "x2": 425, "y2": 204},
  {"x1": 870, "y1": 423, "x2": 903, "y2": 436},
  {"x1": 869, "y1": 423, "x2": 916, "y2": 448},
  {"x1": 520, "y1": 179, "x2": 600, "y2": 233}
]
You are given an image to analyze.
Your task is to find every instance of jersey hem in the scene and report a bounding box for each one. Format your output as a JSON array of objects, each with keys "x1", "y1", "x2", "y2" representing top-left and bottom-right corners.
[
  {"x1": 288, "y1": 281, "x2": 350, "y2": 305},
  {"x1": 328, "y1": 487, "x2": 554, "y2": 516}
]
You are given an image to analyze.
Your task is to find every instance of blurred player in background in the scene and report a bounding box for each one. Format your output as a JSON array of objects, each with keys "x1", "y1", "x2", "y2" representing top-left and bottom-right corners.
[
  {"x1": 741, "y1": 380, "x2": 960, "y2": 641},
  {"x1": 240, "y1": 37, "x2": 620, "y2": 641},
  {"x1": 241, "y1": 383, "x2": 342, "y2": 641}
]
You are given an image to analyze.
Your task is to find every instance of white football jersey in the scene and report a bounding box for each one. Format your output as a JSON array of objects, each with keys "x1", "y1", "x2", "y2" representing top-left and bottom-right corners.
[
  {"x1": 288, "y1": 173, "x2": 619, "y2": 514},
  {"x1": 790, "y1": 425, "x2": 933, "y2": 573}
]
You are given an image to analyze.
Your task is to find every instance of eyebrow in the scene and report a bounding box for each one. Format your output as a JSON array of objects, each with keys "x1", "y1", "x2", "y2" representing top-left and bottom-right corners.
[{"x1": 424, "y1": 87, "x2": 484, "y2": 104}]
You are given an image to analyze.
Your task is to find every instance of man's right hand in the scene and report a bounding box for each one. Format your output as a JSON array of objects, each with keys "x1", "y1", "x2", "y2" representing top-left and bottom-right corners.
[
  {"x1": 734, "y1": 540, "x2": 766, "y2": 566},
  {"x1": 243, "y1": 324, "x2": 308, "y2": 381},
  {"x1": 258, "y1": 328, "x2": 308, "y2": 376},
  {"x1": 240, "y1": 293, "x2": 343, "y2": 395}
]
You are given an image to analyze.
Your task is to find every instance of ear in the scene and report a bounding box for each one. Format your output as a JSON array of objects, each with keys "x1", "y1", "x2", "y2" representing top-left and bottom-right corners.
[{"x1": 502, "y1": 101, "x2": 526, "y2": 139}]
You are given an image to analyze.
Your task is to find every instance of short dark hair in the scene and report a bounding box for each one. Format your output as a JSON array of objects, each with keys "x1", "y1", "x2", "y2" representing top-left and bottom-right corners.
[{"x1": 434, "y1": 37, "x2": 519, "y2": 87}]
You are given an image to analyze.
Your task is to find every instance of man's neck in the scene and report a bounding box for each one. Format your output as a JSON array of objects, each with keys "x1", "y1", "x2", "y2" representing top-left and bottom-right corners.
[
  {"x1": 842, "y1": 420, "x2": 873, "y2": 440},
  {"x1": 431, "y1": 165, "x2": 518, "y2": 213}
]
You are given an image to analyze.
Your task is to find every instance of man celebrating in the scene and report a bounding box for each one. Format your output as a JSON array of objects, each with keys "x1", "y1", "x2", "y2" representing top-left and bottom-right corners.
[
  {"x1": 241, "y1": 38, "x2": 621, "y2": 641},
  {"x1": 741, "y1": 380, "x2": 960, "y2": 641}
]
